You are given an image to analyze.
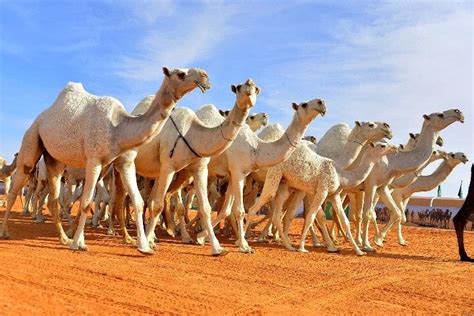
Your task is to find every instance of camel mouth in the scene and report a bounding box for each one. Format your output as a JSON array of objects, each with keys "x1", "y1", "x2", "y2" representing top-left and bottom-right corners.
[
  {"x1": 385, "y1": 133, "x2": 393, "y2": 140},
  {"x1": 319, "y1": 110, "x2": 326, "y2": 117},
  {"x1": 194, "y1": 80, "x2": 209, "y2": 93}
]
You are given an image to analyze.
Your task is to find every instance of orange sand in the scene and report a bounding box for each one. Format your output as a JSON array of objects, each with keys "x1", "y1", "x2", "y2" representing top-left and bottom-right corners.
[{"x1": 0, "y1": 200, "x2": 473, "y2": 314}]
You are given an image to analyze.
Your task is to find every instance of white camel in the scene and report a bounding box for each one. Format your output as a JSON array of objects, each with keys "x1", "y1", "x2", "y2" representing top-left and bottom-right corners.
[
  {"x1": 0, "y1": 67, "x2": 210, "y2": 256},
  {"x1": 0, "y1": 154, "x2": 18, "y2": 196},
  {"x1": 248, "y1": 141, "x2": 397, "y2": 255},
  {"x1": 392, "y1": 152, "x2": 468, "y2": 212},
  {"x1": 111, "y1": 79, "x2": 259, "y2": 256},
  {"x1": 195, "y1": 99, "x2": 327, "y2": 252},
  {"x1": 359, "y1": 109, "x2": 464, "y2": 251}
]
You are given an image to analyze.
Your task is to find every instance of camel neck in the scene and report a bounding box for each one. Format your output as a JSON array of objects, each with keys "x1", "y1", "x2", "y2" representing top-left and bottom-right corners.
[
  {"x1": 338, "y1": 150, "x2": 377, "y2": 189},
  {"x1": 115, "y1": 80, "x2": 178, "y2": 151},
  {"x1": 336, "y1": 129, "x2": 368, "y2": 169},
  {"x1": 187, "y1": 101, "x2": 250, "y2": 157},
  {"x1": 387, "y1": 122, "x2": 436, "y2": 173},
  {"x1": 404, "y1": 160, "x2": 458, "y2": 195},
  {"x1": 255, "y1": 111, "x2": 308, "y2": 168}
]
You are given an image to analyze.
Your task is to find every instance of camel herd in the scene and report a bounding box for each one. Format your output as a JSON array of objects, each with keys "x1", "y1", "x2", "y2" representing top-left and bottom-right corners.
[{"x1": 0, "y1": 67, "x2": 469, "y2": 258}]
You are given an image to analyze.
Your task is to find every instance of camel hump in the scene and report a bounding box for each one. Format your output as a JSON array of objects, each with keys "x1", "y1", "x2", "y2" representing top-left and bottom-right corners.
[
  {"x1": 258, "y1": 123, "x2": 284, "y2": 141},
  {"x1": 196, "y1": 104, "x2": 224, "y2": 126},
  {"x1": 132, "y1": 95, "x2": 155, "y2": 116},
  {"x1": 65, "y1": 82, "x2": 85, "y2": 92}
]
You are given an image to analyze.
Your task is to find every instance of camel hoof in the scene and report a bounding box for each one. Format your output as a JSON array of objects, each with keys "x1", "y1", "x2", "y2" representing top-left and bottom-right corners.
[
  {"x1": 327, "y1": 247, "x2": 341, "y2": 253},
  {"x1": 399, "y1": 240, "x2": 408, "y2": 246},
  {"x1": 212, "y1": 248, "x2": 229, "y2": 257},
  {"x1": 239, "y1": 246, "x2": 255, "y2": 253},
  {"x1": 148, "y1": 240, "x2": 156, "y2": 250},
  {"x1": 70, "y1": 244, "x2": 88, "y2": 251},
  {"x1": 165, "y1": 227, "x2": 176, "y2": 238},
  {"x1": 362, "y1": 246, "x2": 376, "y2": 253},
  {"x1": 373, "y1": 235, "x2": 384, "y2": 247},
  {"x1": 196, "y1": 232, "x2": 207, "y2": 245},
  {"x1": 107, "y1": 228, "x2": 116, "y2": 236},
  {"x1": 312, "y1": 243, "x2": 325, "y2": 248},
  {"x1": 60, "y1": 237, "x2": 73, "y2": 246},
  {"x1": 124, "y1": 237, "x2": 137, "y2": 245},
  {"x1": 137, "y1": 247, "x2": 154, "y2": 255},
  {"x1": 356, "y1": 250, "x2": 367, "y2": 256},
  {"x1": 297, "y1": 247, "x2": 309, "y2": 253},
  {"x1": 181, "y1": 238, "x2": 195, "y2": 245}
]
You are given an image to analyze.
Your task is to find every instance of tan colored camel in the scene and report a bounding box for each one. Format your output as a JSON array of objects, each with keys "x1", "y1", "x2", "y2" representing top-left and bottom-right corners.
[
  {"x1": 0, "y1": 154, "x2": 18, "y2": 195},
  {"x1": 0, "y1": 67, "x2": 210, "y2": 256}
]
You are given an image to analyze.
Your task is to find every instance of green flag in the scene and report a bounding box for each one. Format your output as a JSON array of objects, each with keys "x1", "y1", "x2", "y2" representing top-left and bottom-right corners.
[
  {"x1": 437, "y1": 185, "x2": 442, "y2": 197},
  {"x1": 458, "y1": 181, "x2": 464, "y2": 199}
]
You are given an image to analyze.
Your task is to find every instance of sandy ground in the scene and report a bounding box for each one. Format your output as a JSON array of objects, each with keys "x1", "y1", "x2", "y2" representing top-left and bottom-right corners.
[{"x1": 0, "y1": 200, "x2": 473, "y2": 315}]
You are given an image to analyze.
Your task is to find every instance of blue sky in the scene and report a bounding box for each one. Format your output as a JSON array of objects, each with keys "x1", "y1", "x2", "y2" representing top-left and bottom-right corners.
[{"x1": 0, "y1": 0, "x2": 472, "y2": 197}]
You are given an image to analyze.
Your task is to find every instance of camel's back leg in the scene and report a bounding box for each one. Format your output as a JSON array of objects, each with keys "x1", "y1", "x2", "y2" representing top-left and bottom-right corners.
[
  {"x1": 453, "y1": 164, "x2": 474, "y2": 262},
  {"x1": 43, "y1": 153, "x2": 69, "y2": 245},
  {"x1": 0, "y1": 123, "x2": 43, "y2": 238}
]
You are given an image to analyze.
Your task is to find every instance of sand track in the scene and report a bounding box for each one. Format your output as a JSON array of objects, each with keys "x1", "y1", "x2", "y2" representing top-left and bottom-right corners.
[{"x1": 0, "y1": 201, "x2": 473, "y2": 314}]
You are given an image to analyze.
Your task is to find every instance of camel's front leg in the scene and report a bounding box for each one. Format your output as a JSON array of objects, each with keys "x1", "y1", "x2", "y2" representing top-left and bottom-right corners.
[
  {"x1": 231, "y1": 174, "x2": 254, "y2": 253},
  {"x1": 282, "y1": 190, "x2": 305, "y2": 241},
  {"x1": 330, "y1": 194, "x2": 366, "y2": 256},
  {"x1": 174, "y1": 189, "x2": 193, "y2": 244},
  {"x1": 361, "y1": 183, "x2": 377, "y2": 252},
  {"x1": 109, "y1": 168, "x2": 134, "y2": 244},
  {"x1": 116, "y1": 157, "x2": 153, "y2": 255}
]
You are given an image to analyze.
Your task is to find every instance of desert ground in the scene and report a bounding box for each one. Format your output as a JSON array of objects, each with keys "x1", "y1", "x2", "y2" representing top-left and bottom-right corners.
[{"x1": 0, "y1": 199, "x2": 473, "y2": 315}]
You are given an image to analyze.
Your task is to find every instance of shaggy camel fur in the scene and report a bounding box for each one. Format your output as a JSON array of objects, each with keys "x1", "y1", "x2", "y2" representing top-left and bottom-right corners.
[
  {"x1": 0, "y1": 67, "x2": 210, "y2": 256},
  {"x1": 248, "y1": 141, "x2": 397, "y2": 255}
]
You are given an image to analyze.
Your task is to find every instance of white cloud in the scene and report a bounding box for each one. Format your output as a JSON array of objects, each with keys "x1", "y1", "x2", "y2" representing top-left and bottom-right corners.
[
  {"x1": 258, "y1": 1, "x2": 473, "y2": 197},
  {"x1": 114, "y1": 3, "x2": 239, "y2": 81}
]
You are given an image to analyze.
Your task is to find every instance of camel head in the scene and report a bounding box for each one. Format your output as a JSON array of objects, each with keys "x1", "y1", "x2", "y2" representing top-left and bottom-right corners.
[
  {"x1": 354, "y1": 121, "x2": 393, "y2": 142},
  {"x1": 422, "y1": 109, "x2": 464, "y2": 131},
  {"x1": 162, "y1": 67, "x2": 211, "y2": 98},
  {"x1": 231, "y1": 79, "x2": 260, "y2": 110},
  {"x1": 247, "y1": 112, "x2": 268, "y2": 128},
  {"x1": 291, "y1": 98, "x2": 326, "y2": 124},
  {"x1": 219, "y1": 109, "x2": 230, "y2": 118},
  {"x1": 369, "y1": 142, "x2": 399, "y2": 158},
  {"x1": 303, "y1": 135, "x2": 317, "y2": 144},
  {"x1": 447, "y1": 152, "x2": 469, "y2": 166}
]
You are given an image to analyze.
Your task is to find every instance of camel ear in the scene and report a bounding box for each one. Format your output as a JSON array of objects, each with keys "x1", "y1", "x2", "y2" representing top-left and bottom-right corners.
[
  {"x1": 423, "y1": 114, "x2": 430, "y2": 120},
  {"x1": 163, "y1": 67, "x2": 171, "y2": 77},
  {"x1": 355, "y1": 121, "x2": 362, "y2": 127},
  {"x1": 409, "y1": 133, "x2": 416, "y2": 139},
  {"x1": 225, "y1": 110, "x2": 230, "y2": 116},
  {"x1": 399, "y1": 144, "x2": 404, "y2": 150},
  {"x1": 255, "y1": 86, "x2": 261, "y2": 95},
  {"x1": 231, "y1": 85, "x2": 237, "y2": 94},
  {"x1": 219, "y1": 109, "x2": 225, "y2": 116},
  {"x1": 370, "y1": 142, "x2": 375, "y2": 147},
  {"x1": 176, "y1": 71, "x2": 186, "y2": 80},
  {"x1": 292, "y1": 102, "x2": 298, "y2": 111}
]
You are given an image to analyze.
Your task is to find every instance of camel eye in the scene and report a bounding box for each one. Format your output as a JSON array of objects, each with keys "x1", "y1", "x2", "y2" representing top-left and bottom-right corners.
[
  {"x1": 437, "y1": 113, "x2": 444, "y2": 118},
  {"x1": 368, "y1": 123, "x2": 375, "y2": 128},
  {"x1": 317, "y1": 100, "x2": 323, "y2": 105},
  {"x1": 454, "y1": 109, "x2": 460, "y2": 113},
  {"x1": 383, "y1": 123, "x2": 390, "y2": 128}
]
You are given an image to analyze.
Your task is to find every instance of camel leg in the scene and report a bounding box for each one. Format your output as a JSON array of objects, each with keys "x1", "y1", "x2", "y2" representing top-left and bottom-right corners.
[
  {"x1": 110, "y1": 169, "x2": 134, "y2": 244},
  {"x1": 145, "y1": 164, "x2": 176, "y2": 248},
  {"x1": 330, "y1": 194, "x2": 365, "y2": 256},
  {"x1": 174, "y1": 189, "x2": 193, "y2": 244},
  {"x1": 270, "y1": 183, "x2": 295, "y2": 251},
  {"x1": 361, "y1": 184, "x2": 377, "y2": 252},
  {"x1": 352, "y1": 192, "x2": 364, "y2": 245},
  {"x1": 257, "y1": 209, "x2": 273, "y2": 242},
  {"x1": 298, "y1": 194, "x2": 320, "y2": 252},
  {"x1": 453, "y1": 175, "x2": 473, "y2": 261},
  {"x1": 282, "y1": 191, "x2": 305, "y2": 241},
  {"x1": 42, "y1": 155, "x2": 71, "y2": 245},
  {"x1": 374, "y1": 186, "x2": 405, "y2": 246},
  {"x1": 231, "y1": 173, "x2": 254, "y2": 253},
  {"x1": 191, "y1": 163, "x2": 225, "y2": 256},
  {"x1": 35, "y1": 186, "x2": 48, "y2": 223},
  {"x1": 69, "y1": 160, "x2": 103, "y2": 251},
  {"x1": 310, "y1": 213, "x2": 324, "y2": 248},
  {"x1": 313, "y1": 205, "x2": 339, "y2": 253}
]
